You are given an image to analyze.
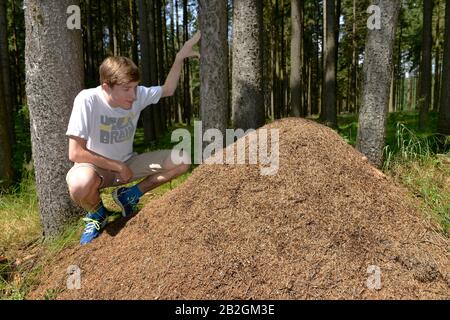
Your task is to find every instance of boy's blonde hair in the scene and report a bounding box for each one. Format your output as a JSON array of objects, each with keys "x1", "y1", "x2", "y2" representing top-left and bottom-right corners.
[{"x1": 99, "y1": 56, "x2": 140, "y2": 87}]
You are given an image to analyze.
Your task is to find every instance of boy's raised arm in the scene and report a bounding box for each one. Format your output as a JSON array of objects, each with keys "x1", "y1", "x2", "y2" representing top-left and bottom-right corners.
[{"x1": 161, "y1": 32, "x2": 201, "y2": 98}]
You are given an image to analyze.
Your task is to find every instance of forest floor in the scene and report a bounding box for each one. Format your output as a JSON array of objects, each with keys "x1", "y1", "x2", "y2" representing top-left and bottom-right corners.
[{"x1": 1, "y1": 113, "x2": 449, "y2": 299}]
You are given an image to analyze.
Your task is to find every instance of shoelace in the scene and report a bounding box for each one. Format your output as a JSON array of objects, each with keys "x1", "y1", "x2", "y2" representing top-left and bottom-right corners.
[
  {"x1": 82, "y1": 218, "x2": 102, "y2": 234},
  {"x1": 128, "y1": 195, "x2": 139, "y2": 210}
]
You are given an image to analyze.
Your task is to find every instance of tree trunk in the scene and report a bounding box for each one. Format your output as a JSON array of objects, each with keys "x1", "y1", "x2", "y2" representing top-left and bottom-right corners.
[
  {"x1": 107, "y1": 0, "x2": 114, "y2": 55},
  {"x1": 175, "y1": 0, "x2": 183, "y2": 124},
  {"x1": 182, "y1": 0, "x2": 192, "y2": 125},
  {"x1": 156, "y1": 0, "x2": 167, "y2": 131},
  {"x1": 433, "y1": 10, "x2": 442, "y2": 112},
  {"x1": 199, "y1": 0, "x2": 229, "y2": 147},
  {"x1": 232, "y1": 0, "x2": 264, "y2": 130},
  {"x1": 0, "y1": 40, "x2": 13, "y2": 189},
  {"x1": 113, "y1": 0, "x2": 118, "y2": 55},
  {"x1": 438, "y1": 0, "x2": 450, "y2": 135},
  {"x1": 322, "y1": 0, "x2": 337, "y2": 128},
  {"x1": 311, "y1": 1, "x2": 320, "y2": 116},
  {"x1": 130, "y1": 0, "x2": 139, "y2": 64},
  {"x1": 356, "y1": 0, "x2": 401, "y2": 168},
  {"x1": 138, "y1": 0, "x2": 156, "y2": 142},
  {"x1": 97, "y1": 0, "x2": 104, "y2": 66},
  {"x1": 170, "y1": 0, "x2": 177, "y2": 124},
  {"x1": 334, "y1": 0, "x2": 341, "y2": 115},
  {"x1": 24, "y1": 0, "x2": 85, "y2": 237},
  {"x1": 418, "y1": 0, "x2": 433, "y2": 130},
  {"x1": 86, "y1": 0, "x2": 95, "y2": 84},
  {"x1": 148, "y1": 0, "x2": 162, "y2": 138},
  {"x1": 351, "y1": 0, "x2": 357, "y2": 113},
  {"x1": 290, "y1": 0, "x2": 303, "y2": 117},
  {"x1": 280, "y1": 0, "x2": 286, "y2": 117},
  {"x1": 0, "y1": 0, "x2": 14, "y2": 145}
]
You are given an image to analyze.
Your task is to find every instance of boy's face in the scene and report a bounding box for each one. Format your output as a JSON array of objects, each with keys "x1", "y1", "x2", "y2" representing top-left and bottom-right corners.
[{"x1": 103, "y1": 81, "x2": 139, "y2": 109}]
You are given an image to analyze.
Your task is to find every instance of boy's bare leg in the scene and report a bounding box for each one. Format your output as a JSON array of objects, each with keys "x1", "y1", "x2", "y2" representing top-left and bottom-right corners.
[{"x1": 136, "y1": 164, "x2": 189, "y2": 194}]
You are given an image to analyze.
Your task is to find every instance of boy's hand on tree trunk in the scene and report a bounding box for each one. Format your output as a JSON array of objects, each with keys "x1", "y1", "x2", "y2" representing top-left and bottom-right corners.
[{"x1": 176, "y1": 31, "x2": 201, "y2": 61}]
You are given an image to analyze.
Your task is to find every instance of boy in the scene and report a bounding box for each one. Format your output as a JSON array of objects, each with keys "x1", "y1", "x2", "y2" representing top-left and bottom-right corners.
[{"x1": 66, "y1": 33, "x2": 201, "y2": 245}]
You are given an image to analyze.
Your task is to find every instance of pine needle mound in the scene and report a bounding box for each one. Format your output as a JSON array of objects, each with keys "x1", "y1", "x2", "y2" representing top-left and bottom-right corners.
[{"x1": 32, "y1": 118, "x2": 449, "y2": 299}]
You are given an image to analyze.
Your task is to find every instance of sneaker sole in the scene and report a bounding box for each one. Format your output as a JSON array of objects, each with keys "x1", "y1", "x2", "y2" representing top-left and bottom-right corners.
[{"x1": 112, "y1": 189, "x2": 127, "y2": 217}]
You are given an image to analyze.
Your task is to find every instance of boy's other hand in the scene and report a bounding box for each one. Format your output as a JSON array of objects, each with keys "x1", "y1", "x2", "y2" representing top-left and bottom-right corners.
[
  {"x1": 176, "y1": 31, "x2": 201, "y2": 61},
  {"x1": 117, "y1": 162, "x2": 133, "y2": 184}
]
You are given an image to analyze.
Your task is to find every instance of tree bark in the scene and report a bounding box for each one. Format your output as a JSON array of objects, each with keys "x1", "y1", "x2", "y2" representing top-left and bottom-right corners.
[
  {"x1": 107, "y1": 0, "x2": 114, "y2": 55},
  {"x1": 418, "y1": 0, "x2": 433, "y2": 130},
  {"x1": 322, "y1": 0, "x2": 337, "y2": 128},
  {"x1": 182, "y1": 0, "x2": 192, "y2": 125},
  {"x1": 356, "y1": 0, "x2": 401, "y2": 168},
  {"x1": 130, "y1": 0, "x2": 139, "y2": 64},
  {"x1": 0, "y1": 0, "x2": 14, "y2": 145},
  {"x1": 148, "y1": 0, "x2": 162, "y2": 138},
  {"x1": 232, "y1": 0, "x2": 264, "y2": 130},
  {"x1": 199, "y1": 0, "x2": 229, "y2": 146},
  {"x1": 138, "y1": 0, "x2": 156, "y2": 142},
  {"x1": 433, "y1": 10, "x2": 442, "y2": 112},
  {"x1": 24, "y1": 0, "x2": 85, "y2": 237},
  {"x1": 0, "y1": 38, "x2": 13, "y2": 189},
  {"x1": 438, "y1": 0, "x2": 450, "y2": 135},
  {"x1": 290, "y1": 0, "x2": 303, "y2": 117},
  {"x1": 156, "y1": 0, "x2": 167, "y2": 131},
  {"x1": 351, "y1": 0, "x2": 357, "y2": 113}
]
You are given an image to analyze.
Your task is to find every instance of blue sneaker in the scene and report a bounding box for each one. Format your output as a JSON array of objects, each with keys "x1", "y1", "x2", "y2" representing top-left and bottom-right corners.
[
  {"x1": 112, "y1": 187, "x2": 141, "y2": 217},
  {"x1": 79, "y1": 208, "x2": 108, "y2": 245}
]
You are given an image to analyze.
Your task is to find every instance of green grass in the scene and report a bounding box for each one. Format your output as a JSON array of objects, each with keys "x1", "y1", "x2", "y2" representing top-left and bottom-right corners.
[
  {"x1": 0, "y1": 170, "x2": 40, "y2": 254},
  {"x1": 336, "y1": 111, "x2": 450, "y2": 234}
]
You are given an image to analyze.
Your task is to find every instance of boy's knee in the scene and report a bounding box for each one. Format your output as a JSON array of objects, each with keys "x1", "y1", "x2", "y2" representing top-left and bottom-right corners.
[{"x1": 67, "y1": 167, "x2": 101, "y2": 201}]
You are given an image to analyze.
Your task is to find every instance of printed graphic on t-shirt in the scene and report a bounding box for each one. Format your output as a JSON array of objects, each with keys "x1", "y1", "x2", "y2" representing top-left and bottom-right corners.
[{"x1": 99, "y1": 112, "x2": 136, "y2": 144}]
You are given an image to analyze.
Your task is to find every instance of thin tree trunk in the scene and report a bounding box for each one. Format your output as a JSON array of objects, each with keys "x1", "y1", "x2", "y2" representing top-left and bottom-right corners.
[
  {"x1": 438, "y1": 0, "x2": 450, "y2": 134},
  {"x1": 418, "y1": 0, "x2": 433, "y2": 130},
  {"x1": 156, "y1": 0, "x2": 167, "y2": 131},
  {"x1": 0, "y1": 0, "x2": 14, "y2": 145},
  {"x1": 170, "y1": 0, "x2": 177, "y2": 124},
  {"x1": 86, "y1": 0, "x2": 95, "y2": 84},
  {"x1": 433, "y1": 11, "x2": 442, "y2": 112},
  {"x1": 290, "y1": 0, "x2": 303, "y2": 117},
  {"x1": 281, "y1": 0, "x2": 286, "y2": 117},
  {"x1": 322, "y1": 0, "x2": 337, "y2": 127},
  {"x1": 199, "y1": 0, "x2": 229, "y2": 148},
  {"x1": 351, "y1": 0, "x2": 357, "y2": 114},
  {"x1": 396, "y1": 7, "x2": 403, "y2": 111},
  {"x1": 182, "y1": 0, "x2": 192, "y2": 125},
  {"x1": 175, "y1": 0, "x2": 183, "y2": 123},
  {"x1": 0, "y1": 38, "x2": 13, "y2": 189},
  {"x1": 11, "y1": 0, "x2": 23, "y2": 106},
  {"x1": 130, "y1": 0, "x2": 139, "y2": 63},
  {"x1": 107, "y1": 0, "x2": 114, "y2": 55},
  {"x1": 148, "y1": 0, "x2": 162, "y2": 138},
  {"x1": 138, "y1": 0, "x2": 156, "y2": 142},
  {"x1": 356, "y1": 0, "x2": 401, "y2": 168},
  {"x1": 113, "y1": 0, "x2": 119, "y2": 55},
  {"x1": 311, "y1": 1, "x2": 320, "y2": 116},
  {"x1": 271, "y1": 0, "x2": 278, "y2": 120},
  {"x1": 334, "y1": 0, "x2": 341, "y2": 116},
  {"x1": 232, "y1": 0, "x2": 264, "y2": 130}
]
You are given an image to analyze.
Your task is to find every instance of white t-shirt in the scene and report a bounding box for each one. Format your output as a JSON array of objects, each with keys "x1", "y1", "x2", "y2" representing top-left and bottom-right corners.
[{"x1": 66, "y1": 85, "x2": 163, "y2": 162}]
